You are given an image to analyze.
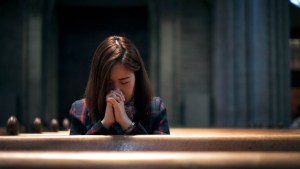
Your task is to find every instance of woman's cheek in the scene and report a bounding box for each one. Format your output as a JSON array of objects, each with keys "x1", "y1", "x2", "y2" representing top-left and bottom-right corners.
[{"x1": 124, "y1": 85, "x2": 134, "y2": 102}]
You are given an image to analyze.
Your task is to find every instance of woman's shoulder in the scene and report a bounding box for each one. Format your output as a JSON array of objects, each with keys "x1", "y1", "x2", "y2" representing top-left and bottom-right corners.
[
  {"x1": 151, "y1": 96, "x2": 162, "y2": 104},
  {"x1": 71, "y1": 99, "x2": 87, "y2": 109},
  {"x1": 69, "y1": 99, "x2": 88, "y2": 120},
  {"x1": 150, "y1": 97, "x2": 166, "y2": 112}
]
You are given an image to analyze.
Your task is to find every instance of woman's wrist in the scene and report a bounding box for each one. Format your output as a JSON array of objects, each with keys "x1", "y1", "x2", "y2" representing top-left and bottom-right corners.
[
  {"x1": 122, "y1": 121, "x2": 135, "y2": 135},
  {"x1": 101, "y1": 119, "x2": 113, "y2": 129},
  {"x1": 119, "y1": 117, "x2": 132, "y2": 130}
]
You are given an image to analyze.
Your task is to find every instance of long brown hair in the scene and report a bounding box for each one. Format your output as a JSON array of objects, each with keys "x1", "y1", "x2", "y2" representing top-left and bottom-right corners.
[{"x1": 84, "y1": 35, "x2": 153, "y2": 122}]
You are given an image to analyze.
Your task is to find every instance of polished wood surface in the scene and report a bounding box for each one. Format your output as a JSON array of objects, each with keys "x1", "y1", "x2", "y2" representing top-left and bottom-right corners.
[
  {"x1": 1, "y1": 128, "x2": 300, "y2": 151},
  {"x1": 0, "y1": 151, "x2": 300, "y2": 169},
  {"x1": 171, "y1": 128, "x2": 300, "y2": 135},
  {"x1": 1, "y1": 128, "x2": 300, "y2": 168},
  {"x1": 1, "y1": 128, "x2": 299, "y2": 136},
  {"x1": 2, "y1": 128, "x2": 300, "y2": 136},
  {"x1": 0, "y1": 127, "x2": 6, "y2": 135}
]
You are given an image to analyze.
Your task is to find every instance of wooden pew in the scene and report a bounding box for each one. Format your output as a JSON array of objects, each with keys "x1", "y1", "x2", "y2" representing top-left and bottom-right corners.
[
  {"x1": 0, "y1": 151, "x2": 300, "y2": 169},
  {"x1": 5, "y1": 128, "x2": 300, "y2": 136},
  {"x1": 6, "y1": 128, "x2": 300, "y2": 136},
  {"x1": 0, "y1": 127, "x2": 8, "y2": 136},
  {"x1": 1, "y1": 130, "x2": 300, "y2": 151},
  {"x1": 1, "y1": 129, "x2": 300, "y2": 168},
  {"x1": 3, "y1": 128, "x2": 300, "y2": 136},
  {"x1": 18, "y1": 131, "x2": 70, "y2": 136},
  {"x1": 170, "y1": 128, "x2": 300, "y2": 136}
]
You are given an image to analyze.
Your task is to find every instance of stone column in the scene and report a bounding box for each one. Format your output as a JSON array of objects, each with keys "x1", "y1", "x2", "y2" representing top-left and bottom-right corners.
[
  {"x1": 21, "y1": 0, "x2": 44, "y2": 131},
  {"x1": 213, "y1": 0, "x2": 290, "y2": 128},
  {"x1": 42, "y1": 0, "x2": 58, "y2": 125},
  {"x1": 149, "y1": 0, "x2": 182, "y2": 126}
]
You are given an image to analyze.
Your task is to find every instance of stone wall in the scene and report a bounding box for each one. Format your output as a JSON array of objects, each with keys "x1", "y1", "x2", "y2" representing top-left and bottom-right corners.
[{"x1": 0, "y1": 0, "x2": 292, "y2": 129}]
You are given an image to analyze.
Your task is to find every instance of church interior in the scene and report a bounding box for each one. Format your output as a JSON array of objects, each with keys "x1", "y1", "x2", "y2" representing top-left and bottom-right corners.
[{"x1": 0, "y1": 0, "x2": 300, "y2": 168}]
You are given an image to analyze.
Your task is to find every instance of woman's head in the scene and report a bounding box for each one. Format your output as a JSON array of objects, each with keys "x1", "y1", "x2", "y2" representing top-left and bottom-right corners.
[{"x1": 85, "y1": 36, "x2": 152, "y2": 122}]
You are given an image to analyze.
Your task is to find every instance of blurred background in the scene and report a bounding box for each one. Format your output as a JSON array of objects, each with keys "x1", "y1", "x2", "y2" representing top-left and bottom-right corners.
[{"x1": 0, "y1": 0, "x2": 299, "y2": 131}]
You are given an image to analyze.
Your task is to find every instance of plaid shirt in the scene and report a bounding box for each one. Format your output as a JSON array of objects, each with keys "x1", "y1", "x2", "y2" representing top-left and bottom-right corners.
[{"x1": 69, "y1": 97, "x2": 170, "y2": 135}]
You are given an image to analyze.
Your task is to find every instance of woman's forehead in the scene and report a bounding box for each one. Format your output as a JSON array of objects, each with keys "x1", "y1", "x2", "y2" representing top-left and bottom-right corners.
[{"x1": 110, "y1": 63, "x2": 134, "y2": 80}]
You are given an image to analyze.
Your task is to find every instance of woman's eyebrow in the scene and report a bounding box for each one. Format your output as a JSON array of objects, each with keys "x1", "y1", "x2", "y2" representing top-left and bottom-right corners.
[{"x1": 118, "y1": 76, "x2": 130, "y2": 81}]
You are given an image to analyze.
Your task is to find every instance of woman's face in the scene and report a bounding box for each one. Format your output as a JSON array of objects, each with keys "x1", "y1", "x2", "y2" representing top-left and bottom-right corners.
[{"x1": 109, "y1": 63, "x2": 136, "y2": 104}]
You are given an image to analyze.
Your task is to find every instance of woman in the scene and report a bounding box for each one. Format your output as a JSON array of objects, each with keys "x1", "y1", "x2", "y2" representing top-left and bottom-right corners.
[{"x1": 69, "y1": 35, "x2": 170, "y2": 135}]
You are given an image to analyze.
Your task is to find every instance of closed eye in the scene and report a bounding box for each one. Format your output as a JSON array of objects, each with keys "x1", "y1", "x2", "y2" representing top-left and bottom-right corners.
[{"x1": 121, "y1": 81, "x2": 129, "y2": 85}]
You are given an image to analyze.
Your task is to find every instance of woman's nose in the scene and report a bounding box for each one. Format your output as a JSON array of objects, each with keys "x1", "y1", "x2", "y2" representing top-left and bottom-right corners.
[
  {"x1": 114, "y1": 85, "x2": 121, "y2": 91},
  {"x1": 108, "y1": 83, "x2": 115, "y2": 91},
  {"x1": 108, "y1": 82, "x2": 121, "y2": 91}
]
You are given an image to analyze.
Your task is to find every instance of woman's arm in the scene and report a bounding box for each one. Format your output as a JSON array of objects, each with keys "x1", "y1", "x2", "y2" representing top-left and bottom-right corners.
[
  {"x1": 69, "y1": 100, "x2": 110, "y2": 135},
  {"x1": 85, "y1": 120, "x2": 111, "y2": 135},
  {"x1": 150, "y1": 101, "x2": 170, "y2": 135},
  {"x1": 126, "y1": 97, "x2": 170, "y2": 135},
  {"x1": 69, "y1": 114, "x2": 86, "y2": 135}
]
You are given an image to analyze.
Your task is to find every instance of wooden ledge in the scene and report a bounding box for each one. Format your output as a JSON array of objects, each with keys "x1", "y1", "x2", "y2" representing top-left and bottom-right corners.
[
  {"x1": 0, "y1": 151, "x2": 300, "y2": 168},
  {"x1": 1, "y1": 134, "x2": 300, "y2": 151},
  {"x1": 170, "y1": 128, "x2": 300, "y2": 135},
  {"x1": 2, "y1": 128, "x2": 300, "y2": 136}
]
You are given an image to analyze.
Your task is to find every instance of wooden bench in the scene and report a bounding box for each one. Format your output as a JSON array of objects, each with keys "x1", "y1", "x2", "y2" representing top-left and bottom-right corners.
[
  {"x1": 1, "y1": 129, "x2": 300, "y2": 168},
  {"x1": 0, "y1": 127, "x2": 4, "y2": 135},
  {"x1": 1, "y1": 130, "x2": 300, "y2": 151},
  {"x1": 170, "y1": 128, "x2": 300, "y2": 135},
  {"x1": 1, "y1": 151, "x2": 300, "y2": 168},
  {"x1": 3, "y1": 128, "x2": 300, "y2": 135},
  {"x1": 3, "y1": 128, "x2": 300, "y2": 136}
]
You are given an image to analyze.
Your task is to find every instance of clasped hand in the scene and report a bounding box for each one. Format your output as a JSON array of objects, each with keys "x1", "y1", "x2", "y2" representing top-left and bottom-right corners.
[{"x1": 101, "y1": 89, "x2": 132, "y2": 130}]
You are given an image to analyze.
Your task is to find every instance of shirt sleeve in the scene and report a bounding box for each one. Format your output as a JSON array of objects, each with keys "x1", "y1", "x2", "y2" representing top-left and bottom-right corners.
[
  {"x1": 150, "y1": 100, "x2": 170, "y2": 135},
  {"x1": 69, "y1": 101, "x2": 86, "y2": 135},
  {"x1": 125, "y1": 97, "x2": 170, "y2": 135},
  {"x1": 69, "y1": 100, "x2": 110, "y2": 135},
  {"x1": 69, "y1": 113, "x2": 86, "y2": 135},
  {"x1": 127, "y1": 122, "x2": 148, "y2": 134},
  {"x1": 85, "y1": 120, "x2": 111, "y2": 135}
]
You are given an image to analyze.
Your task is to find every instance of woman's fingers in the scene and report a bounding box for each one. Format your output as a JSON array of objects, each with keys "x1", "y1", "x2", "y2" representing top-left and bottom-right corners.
[
  {"x1": 102, "y1": 100, "x2": 115, "y2": 128},
  {"x1": 115, "y1": 89, "x2": 125, "y2": 102},
  {"x1": 106, "y1": 97, "x2": 117, "y2": 105},
  {"x1": 114, "y1": 91, "x2": 125, "y2": 102},
  {"x1": 106, "y1": 92, "x2": 118, "y2": 102},
  {"x1": 107, "y1": 90, "x2": 124, "y2": 103}
]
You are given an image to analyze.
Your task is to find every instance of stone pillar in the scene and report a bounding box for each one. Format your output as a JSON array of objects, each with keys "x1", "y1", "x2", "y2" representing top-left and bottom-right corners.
[
  {"x1": 149, "y1": 0, "x2": 160, "y2": 95},
  {"x1": 42, "y1": 0, "x2": 58, "y2": 125},
  {"x1": 180, "y1": 0, "x2": 213, "y2": 127},
  {"x1": 0, "y1": 0, "x2": 23, "y2": 126},
  {"x1": 149, "y1": 0, "x2": 182, "y2": 126},
  {"x1": 213, "y1": 0, "x2": 290, "y2": 128},
  {"x1": 21, "y1": 0, "x2": 44, "y2": 131}
]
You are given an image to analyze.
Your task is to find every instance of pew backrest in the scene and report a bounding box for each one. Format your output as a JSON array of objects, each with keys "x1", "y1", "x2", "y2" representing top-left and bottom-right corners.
[{"x1": 1, "y1": 134, "x2": 300, "y2": 151}]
